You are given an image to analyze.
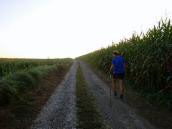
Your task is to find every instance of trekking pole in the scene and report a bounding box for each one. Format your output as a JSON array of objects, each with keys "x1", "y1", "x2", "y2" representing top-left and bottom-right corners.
[{"x1": 109, "y1": 72, "x2": 112, "y2": 107}]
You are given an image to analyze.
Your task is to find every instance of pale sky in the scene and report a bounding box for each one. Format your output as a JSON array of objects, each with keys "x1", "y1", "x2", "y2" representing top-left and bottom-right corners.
[{"x1": 0, "y1": 0, "x2": 172, "y2": 58}]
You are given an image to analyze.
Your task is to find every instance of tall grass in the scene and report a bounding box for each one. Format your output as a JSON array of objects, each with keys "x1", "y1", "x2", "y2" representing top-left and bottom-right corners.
[{"x1": 78, "y1": 19, "x2": 172, "y2": 110}]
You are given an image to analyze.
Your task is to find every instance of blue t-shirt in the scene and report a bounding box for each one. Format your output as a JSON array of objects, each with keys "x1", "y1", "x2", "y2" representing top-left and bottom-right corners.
[{"x1": 112, "y1": 55, "x2": 125, "y2": 74}]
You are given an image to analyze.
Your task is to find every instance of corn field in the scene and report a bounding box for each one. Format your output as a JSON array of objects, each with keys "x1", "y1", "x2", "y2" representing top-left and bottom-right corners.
[{"x1": 79, "y1": 19, "x2": 172, "y2": 109}]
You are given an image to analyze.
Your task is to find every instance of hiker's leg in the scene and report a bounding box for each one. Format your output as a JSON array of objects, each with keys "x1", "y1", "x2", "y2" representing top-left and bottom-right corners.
[
  {"x1": 122, "y1": 79, "x2": 125, "y2": 94},
  {"x1": 112, "y1": 77, "x2": 115, "y2": 91},
  {"x1": 119, "y1": 79, "x2": 125, "y2": 98},
  {"x1": 112, "y1": 77, "x2": 117, "y2": 96}
]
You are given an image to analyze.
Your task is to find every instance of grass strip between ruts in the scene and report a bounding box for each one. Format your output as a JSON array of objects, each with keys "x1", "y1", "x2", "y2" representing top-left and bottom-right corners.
[{"x1": 76, "y1": 65, "x2": 105, "y2": 129}]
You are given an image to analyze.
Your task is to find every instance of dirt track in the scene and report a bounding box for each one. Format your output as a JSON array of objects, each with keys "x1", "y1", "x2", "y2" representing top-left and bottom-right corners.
[
  {"x1": 31, "y1": 61, "x2": 157, "y2": 129},
  {"x1": 31, "y1": 62, "x2": 78, "y2": 129}
]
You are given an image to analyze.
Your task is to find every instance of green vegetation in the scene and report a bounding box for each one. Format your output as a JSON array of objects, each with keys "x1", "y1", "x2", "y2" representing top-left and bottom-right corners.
[
  {"x1": 78, "y1": 19, "x2": 172, "y2": 110},
  {"x1": 76, "y1": 65, "x2": 105, "y2": 129},
  {"x1": 0, "y1": 58, "x2": 72, "y2": 77},
  {"x1": 0, "y1": 58, "x2": 73, "y2": 106},
  {"x1": 0, "y1": 58, "x2": 73, "y2": 129}
]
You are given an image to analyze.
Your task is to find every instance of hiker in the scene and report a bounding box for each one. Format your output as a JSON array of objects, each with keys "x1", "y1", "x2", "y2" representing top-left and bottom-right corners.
[{"x1": 110, "y1": 50, "x2": 126, "y2": 99}]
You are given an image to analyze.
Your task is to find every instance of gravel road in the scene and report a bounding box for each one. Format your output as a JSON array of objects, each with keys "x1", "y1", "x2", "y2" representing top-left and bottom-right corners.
[
  {"x1": 31, "y1": 61, "x2": 157, "y2": 129},
  {"x1": 31, "y1": 62, "x2": 78, "y2": 129},
  {"x1": 80, "y1": 61, "x2": 157, "y2": 129}
]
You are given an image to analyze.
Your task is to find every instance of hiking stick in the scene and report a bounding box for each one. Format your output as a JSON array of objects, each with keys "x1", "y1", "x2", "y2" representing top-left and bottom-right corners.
[{"x1": 109, "y1": 73, "x2": 112, "y2": 107}]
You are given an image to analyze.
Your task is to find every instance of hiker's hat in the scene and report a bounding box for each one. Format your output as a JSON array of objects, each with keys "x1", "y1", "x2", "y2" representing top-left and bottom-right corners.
[{"x1": 113, "y1": 50, "x2": 120, "y2": 55}]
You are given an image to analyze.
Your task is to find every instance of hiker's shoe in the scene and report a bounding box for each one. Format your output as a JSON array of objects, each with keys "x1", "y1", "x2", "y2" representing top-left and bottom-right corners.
[
  {"x1": 120, "y1": 94, "x2": 123, "y2": 99},
  {"x1": 114, "y1": 91, "x2": 117, "y2": 96}
]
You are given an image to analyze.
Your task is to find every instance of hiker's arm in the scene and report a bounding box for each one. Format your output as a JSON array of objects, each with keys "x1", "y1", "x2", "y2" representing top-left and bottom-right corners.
[
  {"x1": 123, "y1": 58, "x2": 127, "y2": 71},
  {"x1": 110, "y1": 64, "x2": 114, "y2": 74},
  {"x1": 124, "y1": 60, "x2": 128, "y2": 70},
  {"x1": 124, "y1": 62, "x2": 126, "y2": 71}
]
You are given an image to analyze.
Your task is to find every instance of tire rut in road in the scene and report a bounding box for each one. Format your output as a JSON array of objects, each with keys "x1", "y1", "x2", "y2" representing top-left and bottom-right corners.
[{"x1": 31, "y1": 62, "x2": 78, "y2": 129}]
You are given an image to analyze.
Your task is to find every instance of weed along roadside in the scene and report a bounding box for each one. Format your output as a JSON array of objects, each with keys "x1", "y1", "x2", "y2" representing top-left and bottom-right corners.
[{"x1": 76, "y1": 64, "x2": 105, "y2": 129}]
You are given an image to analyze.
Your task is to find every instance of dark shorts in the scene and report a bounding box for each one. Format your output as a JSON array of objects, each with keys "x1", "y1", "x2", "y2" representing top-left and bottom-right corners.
[{"x1": 113, "y1": 73, "x2": 125, "y2": 79}]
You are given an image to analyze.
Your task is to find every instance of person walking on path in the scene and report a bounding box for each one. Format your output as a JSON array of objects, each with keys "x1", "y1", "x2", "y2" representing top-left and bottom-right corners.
[{"x1": 110, "y1": 50, "x2": 126, "y2": 99}]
